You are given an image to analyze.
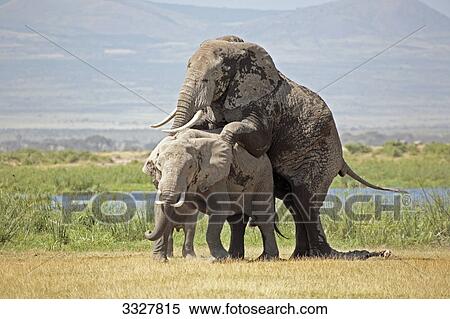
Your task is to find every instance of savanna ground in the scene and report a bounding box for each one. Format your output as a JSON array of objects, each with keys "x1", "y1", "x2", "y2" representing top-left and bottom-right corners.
[{"x1": 0, "y1": 141, "x2": 449, "y2": 298}]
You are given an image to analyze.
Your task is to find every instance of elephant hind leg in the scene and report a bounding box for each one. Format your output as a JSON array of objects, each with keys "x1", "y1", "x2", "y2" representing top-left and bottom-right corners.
[
  {"x1": 206, "y1": 214, "x2": 230, "y2": 260},
  {"x1": 274, "y1": 172, "x2": 314, "y2": 257},
  {"x1": 284, "y1": 185, "x2": 333, "y2": 258},
  {"x1": 256, "y1": 222, "x2": 279, "y2": 260},
  {"x1": 227, "y1": 213, "x2": 249, "y2": 259},
  {"x1": 166, "y1": 228, "x2": 174, "y2": 258},
  {"x1": 182, "y1": 224, "x2": 197, "y2": 258},
  {"x1": 287, "y1": 183, "x2": 389, "y2": 260}
]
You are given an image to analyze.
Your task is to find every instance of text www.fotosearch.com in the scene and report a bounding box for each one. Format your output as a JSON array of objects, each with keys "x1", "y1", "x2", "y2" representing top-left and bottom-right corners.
[{"x1": 188, "y1": 302, "x2": 327, "y2": 315}]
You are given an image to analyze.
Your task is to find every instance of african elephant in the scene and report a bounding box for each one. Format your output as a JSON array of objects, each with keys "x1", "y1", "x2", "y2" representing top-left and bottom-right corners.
[
  {"x1": 142, "y1": 129, "x2": 280, "y2": 261},
  {"x1": 151, "y1": 35, "x2": 403, "y2": 259}
]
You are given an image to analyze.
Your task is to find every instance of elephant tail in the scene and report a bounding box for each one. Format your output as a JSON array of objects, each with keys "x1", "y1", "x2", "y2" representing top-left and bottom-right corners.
[
  {"x1": 274, "y1": 212, "x2": 289, "y2": 239},
  {"x1": 339, "y1": 161, "x2": 407, "y2": 193}
]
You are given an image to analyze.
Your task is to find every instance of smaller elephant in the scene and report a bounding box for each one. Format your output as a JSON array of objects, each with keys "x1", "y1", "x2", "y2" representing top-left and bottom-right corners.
[{"x1": 143, "y1": 129, "x2": 280, "y2": 261}]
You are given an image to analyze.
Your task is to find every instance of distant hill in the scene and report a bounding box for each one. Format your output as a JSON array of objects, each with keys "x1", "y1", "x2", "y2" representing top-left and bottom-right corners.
[
  {"x1": 0, "y1": 0, "x2": 449, "y2": 142},
  {"x1": 244, "y1": 0, "x2": 450, "y2": 40},
  {"x1": 0, "y1": 129, "x2": 165, "y2": 151},
  {"x1": 0, "y1": 128, "x2": 447, "y2": 151}
]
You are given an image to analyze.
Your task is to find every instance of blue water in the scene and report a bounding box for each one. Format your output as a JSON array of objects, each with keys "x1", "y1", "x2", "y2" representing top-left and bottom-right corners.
[{"x1": 328, "y1": 188, "x2": 449, "y2": 204}]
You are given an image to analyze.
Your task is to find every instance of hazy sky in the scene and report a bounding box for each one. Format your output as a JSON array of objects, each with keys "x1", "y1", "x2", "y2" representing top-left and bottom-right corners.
[
  {"x1": 151, "y1": 0, "x2": 450, "y2": 16},
  {"x1": 150, "y1": 0, "x2": 333, "y2": 10}
]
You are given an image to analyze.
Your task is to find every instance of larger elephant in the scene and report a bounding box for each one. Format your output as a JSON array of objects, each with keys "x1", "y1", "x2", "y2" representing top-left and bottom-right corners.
[{"x1": 151, "y1": 35, "x2": 402, "y2": 259}]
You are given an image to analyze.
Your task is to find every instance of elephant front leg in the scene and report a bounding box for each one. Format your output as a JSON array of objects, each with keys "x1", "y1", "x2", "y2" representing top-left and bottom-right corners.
[
  {"x1": 206, "y1": 214, "x2": 230, "y2": 260},
  {"x1": 220, "y1": 116, "x2": 271, "y2": 158},
  {"x1": 152, "y1": 229, "x2": 171, "y2": 261}
]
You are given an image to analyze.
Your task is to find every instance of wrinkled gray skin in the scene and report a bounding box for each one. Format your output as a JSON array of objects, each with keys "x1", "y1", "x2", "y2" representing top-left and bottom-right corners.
[
  {"x1": 143, "y1": 129, "x2": 279, "y2": 261},
  {"x1": 161, "y1": 35, "x2": 400, "y2": 259},
  {"x1": 152, "y1": 208, "x2": 198, "y2": 260}
]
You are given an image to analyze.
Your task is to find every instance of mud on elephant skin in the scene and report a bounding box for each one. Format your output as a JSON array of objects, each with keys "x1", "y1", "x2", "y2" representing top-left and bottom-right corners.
[
  {"x1": 150, "y1": 35, "x2": 403, "y2": 260},
  {"x1": 143, "y1": 129, "x2": 280, "y2": 261}
]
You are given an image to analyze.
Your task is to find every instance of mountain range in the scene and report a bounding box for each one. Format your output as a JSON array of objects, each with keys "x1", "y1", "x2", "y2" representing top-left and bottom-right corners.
[{"x1": 0, "y1": 0, "x2": 449, "y2": 143}]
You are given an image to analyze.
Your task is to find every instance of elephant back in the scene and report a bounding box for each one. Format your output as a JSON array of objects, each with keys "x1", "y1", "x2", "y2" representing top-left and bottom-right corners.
[{"x1": 229, "y1": 144, "x2": 272, "y2": 190}]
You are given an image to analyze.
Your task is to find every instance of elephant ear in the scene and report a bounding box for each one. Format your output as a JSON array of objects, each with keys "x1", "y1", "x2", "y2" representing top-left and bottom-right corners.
[
  {"x1": 145, "y1": 136, "x2": 175, "y2": 179},
  {"x1": 194, "y1": 137, "x2": 232, "y2": 191},
  {"x1": 224, "y1": 43, "x2": 281, "y2": 110}
]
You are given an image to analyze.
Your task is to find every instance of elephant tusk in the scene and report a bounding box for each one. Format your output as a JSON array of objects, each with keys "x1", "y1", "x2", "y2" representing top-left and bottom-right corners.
[
  {"x1": 162, "y1": 110, "x2": 203, "y2": 133},
  {"x1": 150, "y1": 108, "x2": 177, "y2": 128},
  {"x1": 154, "y1": 190, "x2": 165, "y2": 205},
  {"x1": 170, "y1": 192, "x2": 185, "y2": 208}
]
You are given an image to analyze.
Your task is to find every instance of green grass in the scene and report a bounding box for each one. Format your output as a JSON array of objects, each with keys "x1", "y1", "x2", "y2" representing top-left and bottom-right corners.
[
  {"x1": 333, "y1": 142, "x2": 450, "y2": 188},
  {"x1": 0, "y1": 162, "x2": 153, "y2": 193},
  {"x1": 0, "y1": 149, "x2": 114, "y2": 166},
  {"x1": 0, "y1": 144, "x2": 449, "y2": 252},
  {"x1": 0, "y1": 187, "x2": 448, "y2": 252}
]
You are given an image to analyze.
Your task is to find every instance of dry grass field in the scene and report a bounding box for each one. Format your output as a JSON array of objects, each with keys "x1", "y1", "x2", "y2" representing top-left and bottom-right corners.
[{"x1": 1, "y1": 247, "x2": 448, "y2": 299}]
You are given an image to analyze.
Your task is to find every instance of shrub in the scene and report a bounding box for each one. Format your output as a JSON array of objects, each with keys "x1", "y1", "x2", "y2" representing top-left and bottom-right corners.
[
  {"x1": 345, "y1": 143, "x2": 372, "y2": 154},
  {"x1": 424, "y1": 143, "x2": 450, "y2": 157},
  {"x1": 382, "y1": 140, "x2": 408, "y2": 157}
]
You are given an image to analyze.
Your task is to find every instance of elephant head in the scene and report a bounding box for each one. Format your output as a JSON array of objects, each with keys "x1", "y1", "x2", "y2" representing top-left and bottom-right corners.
[
  {"x1": 150, "y1": 36, "x2": 281, "y2": 132},
  {"x1": 142, "y1": 130, "x2": 232, "y2": 240}
]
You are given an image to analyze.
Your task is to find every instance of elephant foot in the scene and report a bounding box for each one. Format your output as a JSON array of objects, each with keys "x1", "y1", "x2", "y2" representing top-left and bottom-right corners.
[
  {"x1": 209, "y1": 256, "x2": 231, "y2": 263},
  {"x1": 182, "y1": 250, "x2": 196, "y2": 259},
  {"x1": 290, "y1": 250, "x2": 309, "y2": 259},
  {"x1": 152, "y1": 254, "x2": 169, "y2": 262},
  {"x1": 210, "y1": 249, "x2": 230, "y2": 262},
  {"x1": 255, "y1": 253, "x2": 279, "y2": 261},
  {"x1": 290, "y1": 245, "x2": 331, "y2": 259},
  {"x1": 228, "y1": 249, "x2": 245, "y2": 259}
]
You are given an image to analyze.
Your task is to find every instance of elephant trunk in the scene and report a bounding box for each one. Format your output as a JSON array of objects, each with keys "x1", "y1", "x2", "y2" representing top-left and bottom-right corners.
[
  {"x1": 145, "y1": 204, "x2": 174, "y2": 241},
  {"x1": 171, "y1": 70, "x2": 213, "y2": 130},
  {"x1": 172, "y1": 87, "x2": 194, "y2": 129},
  {"x1": 159, "y1": 190, "x2": 185, "y2": 207},
  {"x1": 146, "y1": 174, "x2": 186, "y2": 241},
  {"x1": 157, "y1": 167, "x2": 187, "y2": 205}
]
